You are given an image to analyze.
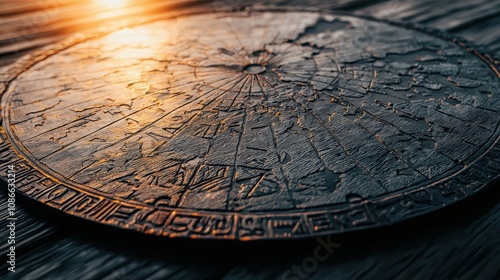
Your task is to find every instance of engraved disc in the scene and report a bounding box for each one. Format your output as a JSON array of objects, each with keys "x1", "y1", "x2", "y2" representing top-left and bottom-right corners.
[{"x1": 1, "y1": 9, "x2": 499, "y2": 240}]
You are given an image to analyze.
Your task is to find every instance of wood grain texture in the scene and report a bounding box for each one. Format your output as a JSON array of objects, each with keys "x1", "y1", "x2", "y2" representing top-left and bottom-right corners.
[{"x1": 0, "y1": 0, "x2": 499, "y2": 279}]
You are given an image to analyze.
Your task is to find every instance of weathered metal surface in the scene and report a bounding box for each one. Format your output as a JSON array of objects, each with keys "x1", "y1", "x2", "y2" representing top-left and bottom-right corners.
[{"x1": 0, "y1": 9, "x2": 499, "y2": 240}]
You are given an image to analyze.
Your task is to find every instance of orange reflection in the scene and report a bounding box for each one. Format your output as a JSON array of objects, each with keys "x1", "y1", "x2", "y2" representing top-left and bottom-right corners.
[
  {"x1": 102, "y1": 27, "x2": 165, "y2": 60},
  {"x1": 100, "y1": 24, "x2": 171, "y2": 82}
]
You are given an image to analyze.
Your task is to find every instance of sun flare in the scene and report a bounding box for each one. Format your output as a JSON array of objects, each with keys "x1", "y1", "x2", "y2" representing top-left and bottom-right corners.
[{"x1": 94, "y1": 0, "x2": 127, "y2": 9}]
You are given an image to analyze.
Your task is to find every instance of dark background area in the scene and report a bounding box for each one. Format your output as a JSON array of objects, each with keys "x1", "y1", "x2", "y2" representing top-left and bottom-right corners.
[{"x1": 1, "y1": 0, "x2": 499, "y2": 279}]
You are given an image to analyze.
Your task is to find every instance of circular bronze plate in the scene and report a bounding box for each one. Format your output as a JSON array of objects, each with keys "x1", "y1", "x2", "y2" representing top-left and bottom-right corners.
[{"x1": 1, "y1": 10, "x2": 499, "y2": 240}]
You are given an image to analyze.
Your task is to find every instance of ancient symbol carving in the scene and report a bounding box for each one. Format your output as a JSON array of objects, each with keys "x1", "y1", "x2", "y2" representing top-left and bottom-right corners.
[{"x1": 0, "y1": 10, "x2": 499, "y2": 240}]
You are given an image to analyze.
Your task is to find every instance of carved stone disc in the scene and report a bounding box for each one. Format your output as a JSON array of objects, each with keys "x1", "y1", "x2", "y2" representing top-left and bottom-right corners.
[{"x1": 1, "y1": 10, "x2": 499, "y2": 240}]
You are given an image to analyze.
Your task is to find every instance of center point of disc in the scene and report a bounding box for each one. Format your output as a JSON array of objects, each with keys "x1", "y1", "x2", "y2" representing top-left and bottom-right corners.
[{"x1": 243, "y1": 64, "x2": 266, "y2": 74}]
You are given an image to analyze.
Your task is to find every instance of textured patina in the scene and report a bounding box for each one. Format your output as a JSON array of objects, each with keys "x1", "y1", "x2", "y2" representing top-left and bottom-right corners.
[{"x1": 0, "y1": 10, "x2": 499, "y2": 240}]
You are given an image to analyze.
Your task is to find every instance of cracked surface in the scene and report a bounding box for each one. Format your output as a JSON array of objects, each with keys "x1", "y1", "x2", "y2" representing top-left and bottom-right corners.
[{"x1": 1, "y1": 10, "x2": 499, "y2": 239}]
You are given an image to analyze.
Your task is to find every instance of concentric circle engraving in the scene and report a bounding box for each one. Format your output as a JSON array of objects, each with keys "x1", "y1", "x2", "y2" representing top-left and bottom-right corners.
[{"x1": 0, "y1": 10, "x2": 499, "y2": 240}]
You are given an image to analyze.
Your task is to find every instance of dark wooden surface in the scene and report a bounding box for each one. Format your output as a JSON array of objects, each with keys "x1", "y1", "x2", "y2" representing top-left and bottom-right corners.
[{"x1": 0, "y1": 0, "x2": 499, "y2": 279}]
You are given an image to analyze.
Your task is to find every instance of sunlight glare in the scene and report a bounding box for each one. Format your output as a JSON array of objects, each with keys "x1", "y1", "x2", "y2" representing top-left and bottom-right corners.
[{"x1": 94, "y1": 0, "x2": 127, "y2": 9}]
